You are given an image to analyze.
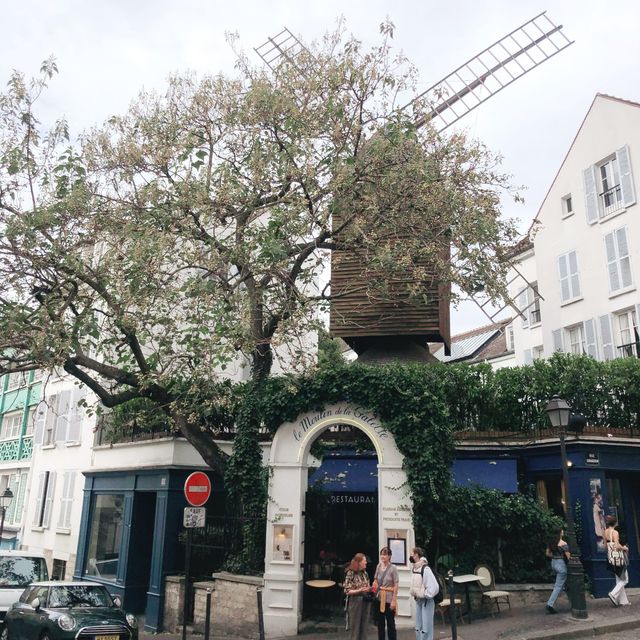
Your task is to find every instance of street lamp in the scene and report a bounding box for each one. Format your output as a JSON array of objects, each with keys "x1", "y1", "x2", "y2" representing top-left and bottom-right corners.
[
  {"x1": 0, "y1": 488, "x2": 13, "y2": 547},
  {"x1": 545, "y1": 396, "x2": 588, "y2": 619}
]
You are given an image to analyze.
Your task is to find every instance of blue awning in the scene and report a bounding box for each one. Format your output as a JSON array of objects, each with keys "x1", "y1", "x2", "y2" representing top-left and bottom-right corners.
[
  {"x1": 452, "y1": 458, "x2": 518, "y2": 493},
  {"x1": 308, "y1": 456, "x2": 378, "y2": 493}
]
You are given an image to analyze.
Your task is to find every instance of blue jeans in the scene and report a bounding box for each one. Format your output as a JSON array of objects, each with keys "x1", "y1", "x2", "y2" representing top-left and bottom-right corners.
[
  {"x1": 547, "y1": 559, "x2": 567, "y2": 607},
  {"x1": 415, "y1": 598, "x2": 434, "y2": 640}
]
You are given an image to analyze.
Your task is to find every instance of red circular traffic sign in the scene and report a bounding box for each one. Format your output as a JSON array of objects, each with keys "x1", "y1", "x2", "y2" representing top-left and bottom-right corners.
[{"x1": 184, "y1": 472, "x2": 211, "y2": 507}]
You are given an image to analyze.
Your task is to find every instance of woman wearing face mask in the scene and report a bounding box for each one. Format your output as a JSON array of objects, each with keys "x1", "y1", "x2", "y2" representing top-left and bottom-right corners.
[
  {"x1": 372, "y1": 547, "x2": 399, "y2": 640},
  {"x1": 409, "y1": 547, "x2": 438, "y2": 640}
]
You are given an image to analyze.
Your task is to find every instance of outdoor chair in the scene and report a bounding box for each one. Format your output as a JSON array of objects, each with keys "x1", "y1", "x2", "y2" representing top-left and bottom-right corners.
[
  {"x1": 435, "y1": 573, "x2": 465, "y2": 625},
  {"x1": 474, "y1": 564, "x2": 511, "y2": 616}
]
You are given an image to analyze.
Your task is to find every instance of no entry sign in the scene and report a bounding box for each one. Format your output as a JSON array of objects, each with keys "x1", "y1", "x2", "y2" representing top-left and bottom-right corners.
[{"x1": 184, "y1": 472, "x2": 211, "y2": 507}]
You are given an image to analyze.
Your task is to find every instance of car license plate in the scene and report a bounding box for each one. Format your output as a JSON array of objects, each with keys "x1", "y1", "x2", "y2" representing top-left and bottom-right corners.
[{"x1": 96, "y1": 635, "x2": 119, "y2": 640}]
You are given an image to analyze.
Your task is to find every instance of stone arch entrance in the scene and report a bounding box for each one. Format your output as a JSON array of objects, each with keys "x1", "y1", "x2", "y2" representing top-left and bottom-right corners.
[{"x1": 263, "y1": 403, "x2": 415, "y2": 637}]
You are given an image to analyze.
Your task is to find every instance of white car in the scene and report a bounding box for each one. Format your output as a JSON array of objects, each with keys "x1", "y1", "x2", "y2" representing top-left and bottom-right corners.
[{"x1": 0, "y1": 551, "x2": 48, "y2": 623}]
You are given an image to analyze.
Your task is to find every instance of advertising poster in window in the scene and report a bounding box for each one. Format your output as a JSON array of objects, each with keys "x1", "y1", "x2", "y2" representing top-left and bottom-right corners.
[{"x1": 590, "y1": 478, "x2": 606, "y2": 552}]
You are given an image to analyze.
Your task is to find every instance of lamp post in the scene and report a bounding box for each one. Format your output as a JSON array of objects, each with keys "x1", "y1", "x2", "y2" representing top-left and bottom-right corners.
[
  {"x1": 0, "y1": 487, "x2": 13, "y2": 548},
  {"x1": 545, "y1": 396, "x2": 588, "y2": 619}
]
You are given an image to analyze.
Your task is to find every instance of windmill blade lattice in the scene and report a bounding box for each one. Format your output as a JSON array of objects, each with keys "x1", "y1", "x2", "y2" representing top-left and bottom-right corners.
[
  {"x1": 406, "y1": 12, "x2": 573, "y2": 133},
  {"x1": 254, "y1": 28, "x2": 309, "y2": 71},
  {"x1": 453, "y1": 243, "x2": 544, "y2": 326}
]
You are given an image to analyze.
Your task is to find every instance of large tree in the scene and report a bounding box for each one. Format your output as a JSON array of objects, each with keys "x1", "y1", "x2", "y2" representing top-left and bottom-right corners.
[{"x1": 0, "y1": 24, "x2": 519, "y2": 476}]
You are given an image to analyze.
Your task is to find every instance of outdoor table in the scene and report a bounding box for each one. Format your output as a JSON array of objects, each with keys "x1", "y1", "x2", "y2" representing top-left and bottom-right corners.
[
  {"x1": 452, "y1": 574, "x2": 481, "y2": 621},
  {"x1": 305, "y1": 579, "x2": 337, "y2": 610},
  {"x1": 305, "y1": 579, "x2": 336, "y2": 588}
]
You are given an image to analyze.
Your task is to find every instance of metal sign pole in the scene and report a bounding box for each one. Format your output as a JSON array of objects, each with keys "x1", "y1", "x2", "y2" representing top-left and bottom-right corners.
[
  {"x1": 447, "y1": 570, "x2": 457, "y2": 640},
  {"x1": 182, "y1": 527, "x2": 193, "y2": 640}
]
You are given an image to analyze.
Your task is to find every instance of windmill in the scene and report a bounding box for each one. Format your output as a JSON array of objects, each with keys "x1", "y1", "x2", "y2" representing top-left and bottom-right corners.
[{"x1": 254, "y1": 13, "x2": 572, "y2": 359}]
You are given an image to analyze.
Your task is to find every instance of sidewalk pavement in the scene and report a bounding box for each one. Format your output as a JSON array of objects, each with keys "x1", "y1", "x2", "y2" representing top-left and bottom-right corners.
[{"x1": 142, "y1": 589, "x2": 640, "y2": 640}]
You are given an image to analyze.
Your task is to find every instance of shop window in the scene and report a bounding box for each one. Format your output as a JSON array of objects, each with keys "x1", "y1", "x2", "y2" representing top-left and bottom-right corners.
[
  {"x1": 85, "y1": 494, "x2": 125, "y2": 580},
  {"x1": 536, "y1": 476, "x2": 565, "y2": 518}
]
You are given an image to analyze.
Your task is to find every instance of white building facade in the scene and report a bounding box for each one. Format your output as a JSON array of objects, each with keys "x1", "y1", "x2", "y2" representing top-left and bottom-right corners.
[{"x1": 510, "y1": 94, "x2": 640, "y2": 364}]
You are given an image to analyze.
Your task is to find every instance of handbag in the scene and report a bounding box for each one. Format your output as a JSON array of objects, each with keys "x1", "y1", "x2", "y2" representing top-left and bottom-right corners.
[{"x1": 607, "y1": 541, "x2": 626, "y2": 567}]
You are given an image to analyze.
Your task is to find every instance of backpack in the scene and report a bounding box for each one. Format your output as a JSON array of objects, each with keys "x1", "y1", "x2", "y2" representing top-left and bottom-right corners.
[{"x1": 410, "y1": 564, "x2": 442, "y2": 603}]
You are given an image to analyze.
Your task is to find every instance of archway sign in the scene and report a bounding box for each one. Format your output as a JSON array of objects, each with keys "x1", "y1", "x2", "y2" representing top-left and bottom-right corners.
[{"x1": 263, "y1": 403, "x2": 414, "y2": 637}]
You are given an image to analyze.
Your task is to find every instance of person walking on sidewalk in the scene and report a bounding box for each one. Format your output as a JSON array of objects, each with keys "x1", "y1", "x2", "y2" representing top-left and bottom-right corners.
[
  {"x1": 343, "y1": 552, "x2": 371, "y2": 640},
  {"x1": 545, "y1": 528, "x2": 569, "y2": 613},
  {"x1": 372, "y1": 547, "x2": 399, "y2": 640},
  {"x1": 605, "y1": 514, "x2": 630, "y2": 607}
]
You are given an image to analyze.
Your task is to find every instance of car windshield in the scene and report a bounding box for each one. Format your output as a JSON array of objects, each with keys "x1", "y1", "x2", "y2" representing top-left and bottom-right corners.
[
  {"x1": 0, "y1": 558, "x2": 47, "y2": 588},
  {"x1": 48, "y1": 585, "x2": 114, "y2": 608}
]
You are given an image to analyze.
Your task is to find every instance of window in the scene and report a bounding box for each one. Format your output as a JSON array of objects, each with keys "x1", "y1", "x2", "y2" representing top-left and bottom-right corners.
[
  {"x1": 24, "y1": 407, "x2": 36, "y2": 436},
  {"x1": 583, "y1": 146, "x2": 636, "y2": 224},
  {"x1": 57, "y1": 471, "x2": 75, "y2": 530},
  {"x1": 558, "y1": 251, "x2": 581, "y2": 303},
  {"x1": 505, "y1": 324, "x2": 514, "y2": 351},
  {"x1": 532, "y1": 345, "x2": 544, "y2": 360},
  {"x1": 561, "y1": 194, "x2": 573, "y2": 218},
  {"x1": 536, "y1": 476, "x2": 565, "y2": 518},
  {"x1": 1, "y1": 411, "x2": 23, "y2": 440},
  {"x1": 85, "y1": 494, "x2": 125, "y2": 581},
  {"x1": 599, "y1": 155, "x2": 623, "y2": 216},
  {"x1": 5, "y1": 372, "x2": 27, "y2": 392},
  {"x1": 6, "y1": 470, "x2": 28, "y2": 526},
  {"x1": 615, "y1": 308, "x2": 639, "y2": 358},
  {"x1": 33, "y1": 471, "x2": 56, "y2": 528},
  {"x1": 567, "y1": 324, "x2": 585, "y2": 355},
  {"x1": 605, "y1": 227, "x2": 633, "y2": 293},
  {"x1": 518, "y1": 283, "x2": 542, "y2": 327},
  {"x1": 34, "y1": 387, "x2": 86, "y2": 446},
  {"x1": 51, "y1": 559, "x2": 67, "y2": 582}
]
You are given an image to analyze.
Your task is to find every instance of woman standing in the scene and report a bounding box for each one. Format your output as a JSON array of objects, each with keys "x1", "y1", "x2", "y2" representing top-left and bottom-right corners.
[
  {"x1": 343, "y1": 552, "x2": 371, "y2": 640},
  {"x1": 545, "y1": 528, "x2": 569, "y2": 614},
  {"x1": 605, "y1": 515, "x2": 630, "y2": 606},
  {"x1": 409, "y1": 547, "x2": 438, "y2": 640},
  {"x1": 372, "y1": 547, "x2": 399, "y2": 640}
]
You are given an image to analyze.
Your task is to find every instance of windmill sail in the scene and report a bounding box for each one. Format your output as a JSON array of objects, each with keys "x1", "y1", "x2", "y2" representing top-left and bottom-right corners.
[
  {"x1": 406, "y1": 12, "x2": 573, "y2": 133},
  {"x1": 254, "y1": 16, "x2": 571, "y2": 354}
]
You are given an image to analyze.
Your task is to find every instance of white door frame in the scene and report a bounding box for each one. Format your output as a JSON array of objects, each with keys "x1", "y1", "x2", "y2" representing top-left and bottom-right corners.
[{"x1": 262, "y1": 403, "x2": 415, "y2": 637}]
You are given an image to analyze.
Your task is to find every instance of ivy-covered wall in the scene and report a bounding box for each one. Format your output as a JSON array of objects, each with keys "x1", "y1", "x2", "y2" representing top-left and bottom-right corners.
[{"x1": 103, "y1": 353, "x2": 640, "y2": 580}]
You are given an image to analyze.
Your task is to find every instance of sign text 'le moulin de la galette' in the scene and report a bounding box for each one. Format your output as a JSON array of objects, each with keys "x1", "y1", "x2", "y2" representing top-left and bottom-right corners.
[{"x1": 292, "y1": 406, "x2": 389, "y2": 442}]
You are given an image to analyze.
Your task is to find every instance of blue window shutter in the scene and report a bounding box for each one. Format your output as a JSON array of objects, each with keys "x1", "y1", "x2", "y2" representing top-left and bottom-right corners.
[
  {"x1": 598, "y1": 314, "x2": 615, "y2": 360},
  {"x1": 616, "y1": 145, "x2": 636, "y2": 208},
  {"x1": 583, "y1": 165, "x2": 599, "y2": 224}
]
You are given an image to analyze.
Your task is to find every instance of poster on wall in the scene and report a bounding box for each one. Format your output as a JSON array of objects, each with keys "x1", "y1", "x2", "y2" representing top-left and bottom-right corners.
[
  {"x1": 388, "y1": 537, "x2": 406, "y2": 566},
  {"x1": 273, "y1": 525, "x2": 294, "y2": 562},
  {"x1": 590, "y1": 478, "x2": 606, "y2": 552}
]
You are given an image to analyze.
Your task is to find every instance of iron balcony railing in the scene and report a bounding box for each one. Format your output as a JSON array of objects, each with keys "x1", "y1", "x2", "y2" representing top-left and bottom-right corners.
[
  {"x1": 617, "y1": 341, "x2": 640, "y2": 358},
  {"x1": 599, "y1": 184, "x2": 623, "y2": 217}
]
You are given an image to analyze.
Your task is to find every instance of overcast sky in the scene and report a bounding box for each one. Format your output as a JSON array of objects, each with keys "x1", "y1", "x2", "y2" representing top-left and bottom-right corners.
[{"x1": 3, "y1": 0, "x2": 640, "y2": 332}]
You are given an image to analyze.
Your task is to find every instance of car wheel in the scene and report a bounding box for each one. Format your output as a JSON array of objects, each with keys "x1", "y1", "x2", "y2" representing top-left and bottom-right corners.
[{"x1": 1, "y1": 624, "x2": 9, "y2": 640}]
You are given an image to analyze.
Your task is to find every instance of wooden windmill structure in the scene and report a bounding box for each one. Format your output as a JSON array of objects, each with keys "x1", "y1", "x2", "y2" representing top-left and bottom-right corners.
[{"x1": 255, "y1": 13, "x2": 572, "y2": 361}]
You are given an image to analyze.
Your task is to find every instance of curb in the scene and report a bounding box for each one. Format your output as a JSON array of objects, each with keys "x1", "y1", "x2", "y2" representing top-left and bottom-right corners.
[{"x1": 523, "y1": 614, "x2": 640, "y2": 640}]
